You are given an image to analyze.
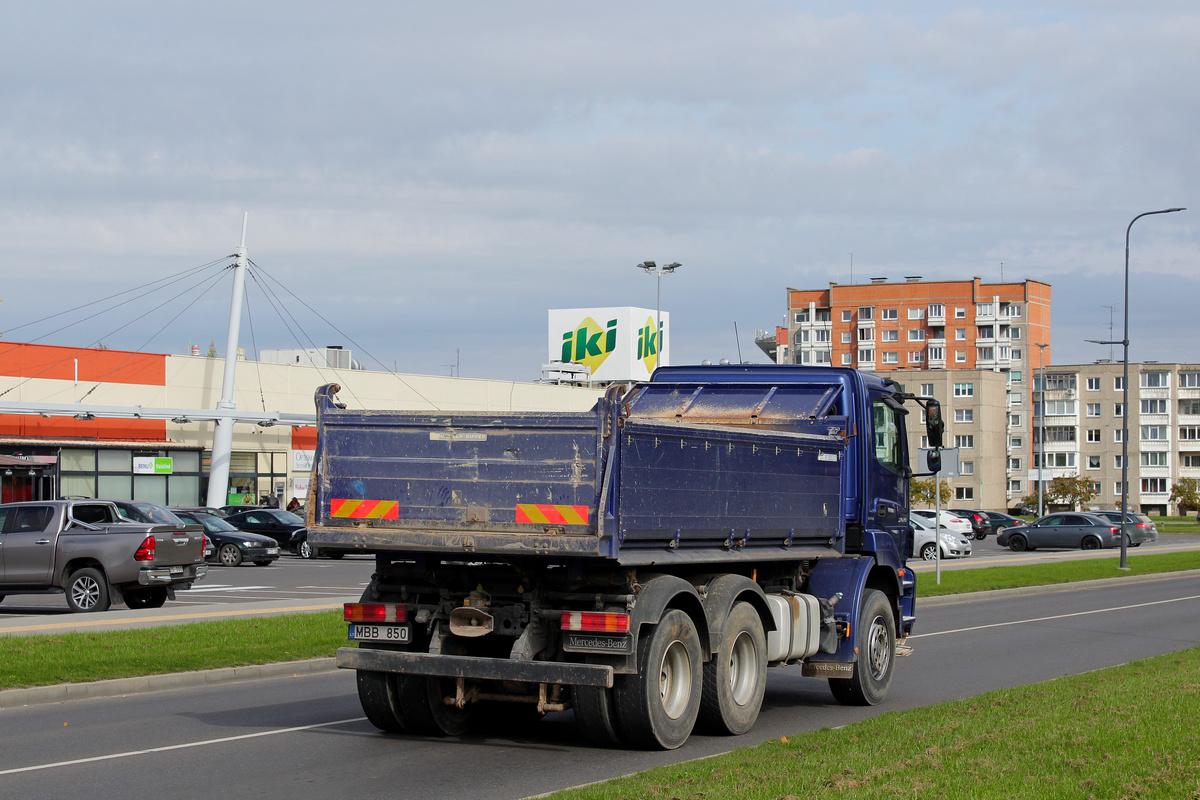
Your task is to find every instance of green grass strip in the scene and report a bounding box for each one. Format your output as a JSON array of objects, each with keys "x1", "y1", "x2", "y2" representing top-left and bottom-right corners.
[
  {"x1": 0, "y1": 610, "x2": 343, "y2": 690},
  {"x1": 919, "y1": 550, "x2": 1200, "y2": 597},
  {"x1": 545, "y1": 647, "x2": 1200, "y2": 800}
]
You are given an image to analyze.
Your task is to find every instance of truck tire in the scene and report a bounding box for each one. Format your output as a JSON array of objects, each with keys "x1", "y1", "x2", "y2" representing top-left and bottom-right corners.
[
  {"x1": 218, "y1": 543, "x2": 244, "y2": 567},
  {"x1": 124, "y1": 586, "x2": 168, "y2": 609},
  {"x1": 398, "y1": 675, "x2": 474, "y2": 737},
  {"x1": 65, "y1": 567, "x2": 111, "y2": 613},
  {"x1": 356, "y1": 669, "x2": 408, "y2": 734},
  {"x1": 573, "y1": 686, "x2": 624, "y2": 746},
  {"x1": 697, "y1": 601, "x2": 766, "y2": 736},
  {"x1": 829, "y1": 589, "x2": 894, "y2": 706},
  {"x1": 613, "y1": 608, "x2": 703, "y2": 750}
]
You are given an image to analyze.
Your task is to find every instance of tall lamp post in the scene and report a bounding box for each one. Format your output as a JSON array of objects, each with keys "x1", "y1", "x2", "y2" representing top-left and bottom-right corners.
[
  {"x1": 637, "y1": 261, "x2": 681, "y2": 362},
  {"x1": 1035, "y1": 342, "x2": 1049, "y2": 517}
]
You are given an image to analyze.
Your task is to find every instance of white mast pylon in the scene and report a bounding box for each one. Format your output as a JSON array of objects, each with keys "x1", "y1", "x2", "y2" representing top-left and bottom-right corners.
[{"x1": 205, "y1": 213, "x2": 249, "y2": 508}]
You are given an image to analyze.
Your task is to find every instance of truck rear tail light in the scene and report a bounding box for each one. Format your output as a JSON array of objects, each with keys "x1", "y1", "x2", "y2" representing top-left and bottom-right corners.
[
  {"x1": 134, "y1": 535, "x2": 156, "y2": 561},
  {"x1": 561, "y1": 611, "x2": 630, "y2": 633},
  {"x1": 344, "y1": 603, "x2": 406, "y2": 623}
]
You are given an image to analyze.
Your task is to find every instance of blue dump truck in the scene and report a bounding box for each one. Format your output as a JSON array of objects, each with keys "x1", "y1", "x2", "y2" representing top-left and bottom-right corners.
[{"x1": 306, "y1": 365, "x2": 943, "y2": 749}]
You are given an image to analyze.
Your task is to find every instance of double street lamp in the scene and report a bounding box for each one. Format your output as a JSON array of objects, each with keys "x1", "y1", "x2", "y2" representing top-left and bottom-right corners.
[
  {"x1": 637, "y1": 261, "x2": 681, "y2": 360},
  {"x1": 1088, "y1": 207, "x2": 1186, "y2": 570}
]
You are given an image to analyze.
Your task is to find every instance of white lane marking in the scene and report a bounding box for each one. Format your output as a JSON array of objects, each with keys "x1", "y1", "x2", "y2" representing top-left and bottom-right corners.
[
  {"x1": 185, "y1": 586, "x2": 274, "y2": 593},
  {"x1": 911, "y1": 593, "x2": 1200, "y2": 639},
  {"x1": 0, "y1": 717, "x2": 368, "y2": 776}
]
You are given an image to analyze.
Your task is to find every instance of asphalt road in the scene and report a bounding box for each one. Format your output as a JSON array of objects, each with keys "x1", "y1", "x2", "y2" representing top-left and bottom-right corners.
[{"x1": 2, "y1": 572, "x2": 1198, "y2": 800}]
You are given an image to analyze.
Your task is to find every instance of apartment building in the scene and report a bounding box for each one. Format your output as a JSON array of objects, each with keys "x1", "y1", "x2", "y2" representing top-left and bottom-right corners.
[
  {"x1": 1033, "y1": 361, "x2": 1200, "y2": 515},
  {"x1": 786, "y1": 277, "x2": 1051, "y2": 509}
]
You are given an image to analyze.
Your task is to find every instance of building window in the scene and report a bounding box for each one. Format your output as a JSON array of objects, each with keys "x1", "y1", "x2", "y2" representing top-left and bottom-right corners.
[
  {"x1": 1086, "y1": 429, "x2": 1101, "y2": 443},
  {"x1": 960, "y1": 461, "x2": 974, "y2": 475},
  {"x1": 1114, "y1": 403, "x2": 1124, "y2": 417},
  {"x1": 1090, "y1": 481, "x2": 1102, "y2": 494},
  {"x1": 1114, "y1": 429, "x2": 1123, "y2": 443},
  {"x1": 955, "y1": 307, "x2": 966, "y2": 318},
  {"x1": 1035, "y1": 452, "x2": 1076, "y2": 468},
  {"x1": 859, "y1": 349, "x2": 874, "y2": 362},
  {"x1": 955, "y1": 487, "x2": 974, "y2": 500},
  {"x1": 1009, "y1": 371, "x2": 1023, "y2": 383},
  {"x1": 1034, "y1": 426, "x2": 1076, "y2": 444},
  {"x1": 1141, "y1": 398, "x2": 1168, "y2": 414},
  {"x1": 955, "y1": 328, "x2": 966, "y2": 340},
  {"x1": 1140, "y1": 425, "x2": 1169, "y2": 441},
  {"x1": 881, "y1": 330, "x2": 899, "y2": 342},
  {"x1": 1009, "y1": 436, "x2": 1023, "y2": 448},
  {"x1": 909, "y1": 352, "x2": 925, "y2": 363},
  {"x1": 955, "y1": 351, "x2": 967, "y2": 363},
  {"x1": 1087, "y1": 403, "x2": 1101, "y2": 417},
  {"x1": 978, "y1": 347, "x2": 994, "y2": 360},
  {"x1": 1011, "y1": 348, "x2": 1022, "y2": 361},
  {"x1": 1086, "y1": 377, "x2": 1100, "y2": 391},
  {"x1": 1010, "y1": 327, "x2": 1022, "y2": 340},
  {"x1": 1115, "y1": 455, "x2": 1124, "y2": 469},
  {"x1": 1180, "y1": 372, "x2": 1200, "y2": 388},
  {"x1": 1009, "y1": 479, "x2": 1023, "y2": 492},
  {"x1": 841, "y1": 331, "x2": 852, "y2": 344},
  {"x1": 954, "y1": 435, "x2": 974, "y2": 449},
  {"x1": 919, "y1": 383, "x2": 934, "y2": 397},
  {"x1": 1008, "y1": 392, "x2": 1023, "y2": 406},
  {"x1": 858, "y1": 306, "x2": 874, "y2": 321},
  {"x1": 1141, "y1": 371, "x2": 1169, "y2": 388},
  {"x1": 1009, "y1": 413, "x2": 1021, "y2": 427},
  {"x1": 1180, "y1": 399, "x2": 1200, "y2": 415},
  {"x1": 882, "y1": 352, "x2": 898, "y2": 364},
  {"x1": 815, "y1": 309, "x2": 831, "y2": 322},
  {"x1": 1115, "y1": 376, "x2": 1124, "y2": 391},
  {"x1": 907, "y1": 308, "x2": 925, "y2": 321},
  {"x1": 955, "y1": 409, "x2": 974, "y2": 423},
  {"x1": 814, "y1": 350, "x2": 831, "y2": 364},
  {"x1": 815, "y1": 329, "x2": 831, "y2": 343},
  {"x1": 929, "y1": 346, "x2": 944, "y2": 361},
  {"x1": 1040, "y1": 374, "x2": 1077, "y2": 391},
  {"x1": 1036, "y1": 400, "x2": 1076, "y2": 416},
  {"x1": 1141, "y1": 451, "x2": 1169, "y2": 466},
  {"x1": 1115, "y1": 481, "x2": 1126, "y2": 495},
  {"x1": 1183, "y1": 455, "x2": 1200, "y2": 468},
  {"x1": 881, "y1": 308, "x2": 898, "y2": 321},
  {"x1": 976, "y1": 303, "x2": 994, "y2": 317},
  {"x1": 858, "y1": 328, "x2": 874, "y2": 342},
  {"x1": 795, "y1": 311, "x2": 809, "y2": 323},
  {"x1": 977, "y1": 325, "x2": 994, "y2": 339},
  {"x1": 909, "y1": 329, "x2": 925, "y2": 341},
  {"x1": 1180, "y1": 426, "x2": 1200, "y2": 441},
  {"x1": 842, "y1": 309, "x2": 852, "y2": 322},
  {"x1": 1087, "y1": 455, "x2": 1101, "y2": 469},
  {"x1": 954, "y1": 383, "x2": 974, "y2": 397},
  {"x1": 841, "y1": 353, "x2": 853, "y2": 366},
  {"x1": 928, "y1": 303, "x2": 944, "y2": 318},
  {"x1": 1006, "y1": 304, "x2": 1022, "y2": 317},
  {"x1": 1009, "y1": 457, "x2": 1022, "y2": 470},
  {"x1": 1141, "y1": 478, "x2": 1167, "y2": 494}
]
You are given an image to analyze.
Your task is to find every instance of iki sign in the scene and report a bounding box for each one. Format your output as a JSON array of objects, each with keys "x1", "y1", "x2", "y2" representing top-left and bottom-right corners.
[{"x1": 548, "y1": 307, "x2": 669, "y2": 382}]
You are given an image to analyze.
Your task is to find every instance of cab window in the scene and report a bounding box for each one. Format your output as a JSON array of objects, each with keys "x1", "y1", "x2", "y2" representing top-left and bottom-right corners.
[{"x1": 872, "y1": 400, "x2": 903, "y2": 474}]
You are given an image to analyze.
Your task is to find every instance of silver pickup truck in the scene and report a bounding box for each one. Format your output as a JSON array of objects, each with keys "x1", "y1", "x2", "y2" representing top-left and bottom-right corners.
[{"x1": 0, "y1": 499, "x2": 208, "y2": 612}]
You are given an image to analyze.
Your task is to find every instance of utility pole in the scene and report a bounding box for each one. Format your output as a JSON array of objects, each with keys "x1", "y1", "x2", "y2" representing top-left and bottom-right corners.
[{"x1": 206, "y1": 214, "x2": 249, "y2": 508}]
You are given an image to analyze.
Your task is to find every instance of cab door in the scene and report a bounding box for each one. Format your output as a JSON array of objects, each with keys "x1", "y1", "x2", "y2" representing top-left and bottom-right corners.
[
  {"x1": 867, "y1": 392, "x2": 909, "y2": 528},
  {"x1": 2, "y1": 505, "x2": 58, "y2": 584}
]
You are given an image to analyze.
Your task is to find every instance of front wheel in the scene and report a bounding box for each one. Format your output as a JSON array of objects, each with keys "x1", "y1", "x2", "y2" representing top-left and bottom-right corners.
[
  {"x1": 613, "y1": 608, "x2": 703, "y2": 750},
  {"x1": 829, "y1": 589, "x2": 895, "y2": 706},
  {"x1": 218, "y1": 543, "x2": 244, "y2": 567},
  {"x1": 698, "y1": 602, "x2": 766, "y2": 736},
  {"x1": 66, "y1": 567, "x2": 111, "y2": 613},
  {"x1": 298, "y1": 540, "x2": 313, "y2": 559},
  {"x1": 919, "y1": 542, "x2": 937, "y2": 561},
  {"x1": 1008, "y1": 533, "x2": 1028, "y2": 552}
]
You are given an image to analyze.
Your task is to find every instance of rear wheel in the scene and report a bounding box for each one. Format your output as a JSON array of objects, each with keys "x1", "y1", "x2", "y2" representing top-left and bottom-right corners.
[
  {"x1": 1081, "y1": 536, "x2": 1101, "y2": 550},
  {"x1": 829, "y1": 589, "x2": 895, "y2": 706},
  {"x1": 398, "y1": 675, "x2": 475, "y2": 737},
  {"x1": 124, "y1": 586, "x2": 167, "y2": 609},
  {"x1": 1008, "y1": 533, "x2": 1028, "y2": 552},
  {"x1": 698, "y1": 602, "x2": 766, "y2": 736},
  {"x1": 218, "y1": 543, "x2": 243, "y2": 567},
  {"x1": 253, "y1": 560, "x2": 273, "y2": 567},
  {"x1": 613, "y1": 608, "x2": 703, "y2": 750},
  {"x1": 357, "y1": 669, "x2": 408, "y2": 733},
  {"x1": 327, "y1": 552, "x2": 345, "y2": 559},
  {"x1": 65, "y1": 567, "x2": 111, "y2": 613},
  {"x1": 975, "y1": 531, "x2": 987, "y2": 541}
]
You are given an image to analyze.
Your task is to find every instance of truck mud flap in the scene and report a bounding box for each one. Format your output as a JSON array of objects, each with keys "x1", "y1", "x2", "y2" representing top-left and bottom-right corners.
[{"x1": 337, "y1": 647, "x2": 614, "y2": 688}]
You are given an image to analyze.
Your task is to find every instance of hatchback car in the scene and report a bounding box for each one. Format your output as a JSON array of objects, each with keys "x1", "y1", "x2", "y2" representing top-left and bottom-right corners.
[
  {"x1": 173, "y1": 509, "x2": 281, "y2": 567},
  {"x1": 1092, "y1": 511, "x2": 1158, "y2": 546},
  {"x1": 288, "y1": 528, "x2": 346, "y2": 560},
  {"x1": 911, "y1": 509, "x2": 974, "y2": 536},
  {"x1": 221, "y1": 508, "x2": 305, "y2": 547},
  {"x1": 909, "y1": 515, "x2": 973, "y2": 560},
  {"x1": 996, "y1": 512, "x2": 1123, "y2": 551},
  {"x1": 947, "y1": 508, "x2": 990, "y2": 540}
]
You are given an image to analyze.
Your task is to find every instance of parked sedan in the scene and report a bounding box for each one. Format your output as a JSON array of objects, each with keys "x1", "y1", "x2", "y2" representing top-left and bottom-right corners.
[
  {"x1": 1092, "y1": 511, "x2": 1159, "y2": 546},
  {"x1": 996, "y1": 512, "x2": 1123, "y2": 552},
  {"x1": 221, "y1": 509, "x2": 305, "y2": 547},
  {"x1": 909, "y1": 515, "x2": 973, "y2": 560},
  {"x1": 288, "y1": 528, "x2": 346, "y2": 560},
  {"x1": 910, "y1": 509, "x2": 974, "y2": 536},
  {"x1": 983, "y1": 511, "x2": 1025, "y2": 535},
  {"x1": 173, "y1": 510, "x2": 281, "y2": 567}
]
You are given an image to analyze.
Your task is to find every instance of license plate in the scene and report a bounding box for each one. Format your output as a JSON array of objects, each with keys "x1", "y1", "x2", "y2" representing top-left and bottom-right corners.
[
  {"x1": 267, "y1": 548, "x2": 280, "y2": 555},
  {"x1": 348, "y1": 624, "x2": 411, "y2": 643},
  {"x1": 169, "y1": 566, "x2": 184, "y2": 574}
]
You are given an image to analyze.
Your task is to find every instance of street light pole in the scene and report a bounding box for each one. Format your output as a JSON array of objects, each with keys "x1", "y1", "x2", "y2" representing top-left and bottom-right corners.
[
  {"x1": 1035, "y1": 342, "x2": 1049, "y2": 517},
  {"x1": 637, "y1": 261, "x2": 681, "y2": 362},
  {"x1": 1116, "y1": 207, "x2": 1185, "y2": 569}
]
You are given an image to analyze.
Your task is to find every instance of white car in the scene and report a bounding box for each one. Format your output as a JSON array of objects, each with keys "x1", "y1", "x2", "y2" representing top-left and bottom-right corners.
[
  {"x1": 911, "y1": 508, "x2": 974, "y2": 536},
  {"x1": 909, "y1": 514, "x2": 974, "y2": 560}
]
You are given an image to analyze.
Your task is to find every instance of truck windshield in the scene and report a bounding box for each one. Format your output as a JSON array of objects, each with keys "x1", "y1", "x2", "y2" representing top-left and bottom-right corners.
[{"x1": 872, "y1": 400, "x2": 903, "y2": 474}]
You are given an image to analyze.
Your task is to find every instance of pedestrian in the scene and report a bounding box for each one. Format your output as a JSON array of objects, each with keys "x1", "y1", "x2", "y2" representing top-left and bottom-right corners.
[{"x1": 287, "y1": 497, "x2": 301, "y2": 512}]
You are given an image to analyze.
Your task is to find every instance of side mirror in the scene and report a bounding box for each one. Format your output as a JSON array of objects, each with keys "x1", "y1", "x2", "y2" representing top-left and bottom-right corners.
[
  {"x1": 925, "y1": 398, "x2": 944, "y2": 448},
  {"x1": 926, "y1": 449, "x2": 942, "y2": 473}
]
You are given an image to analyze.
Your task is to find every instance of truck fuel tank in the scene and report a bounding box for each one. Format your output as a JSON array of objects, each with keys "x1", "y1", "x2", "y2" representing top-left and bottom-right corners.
[{"x1": 765, "y1": 592, "x2": 821, "y2": 662}]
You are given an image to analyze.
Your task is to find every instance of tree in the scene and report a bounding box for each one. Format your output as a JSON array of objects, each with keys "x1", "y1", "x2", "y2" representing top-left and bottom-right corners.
[
  {"x1": 910, "y1": 478, "x2": 951, "y2": 507},
  {"x1": 1170, "y1": 477, "x2": 1200, "y2": 513},
  {"x1": 207, "y1": 340, "x2": 218, "y2": 358},
  {"x1": 1046, "y1": 473, "x2": 1096, "y2": 511}
]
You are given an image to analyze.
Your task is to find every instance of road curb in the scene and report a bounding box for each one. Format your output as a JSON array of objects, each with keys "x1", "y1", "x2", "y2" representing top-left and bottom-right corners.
[
  {"x1": 0, "y1": 657, "x2": 339, "y2": 710},
  {"x1": 918, "y1": 568, "x2": 1200, "y2": 606}
]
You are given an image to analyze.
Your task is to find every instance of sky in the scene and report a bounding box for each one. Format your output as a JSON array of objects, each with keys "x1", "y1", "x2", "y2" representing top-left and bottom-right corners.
[{"x1": 2, "y1": 1, "x2": 1197, "y2": 381}]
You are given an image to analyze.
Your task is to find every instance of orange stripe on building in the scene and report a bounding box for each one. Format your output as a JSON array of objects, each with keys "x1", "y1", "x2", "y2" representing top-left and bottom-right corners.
[
  {"x1": 330, "y1": 499, "x2": 400, "y2": 519},
  {"x1": 0, "y1": 342, "x2": 166, "y2": 385},
  {"x1": 515, "y1": 504, "x2": 589, "y2": 525}
]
